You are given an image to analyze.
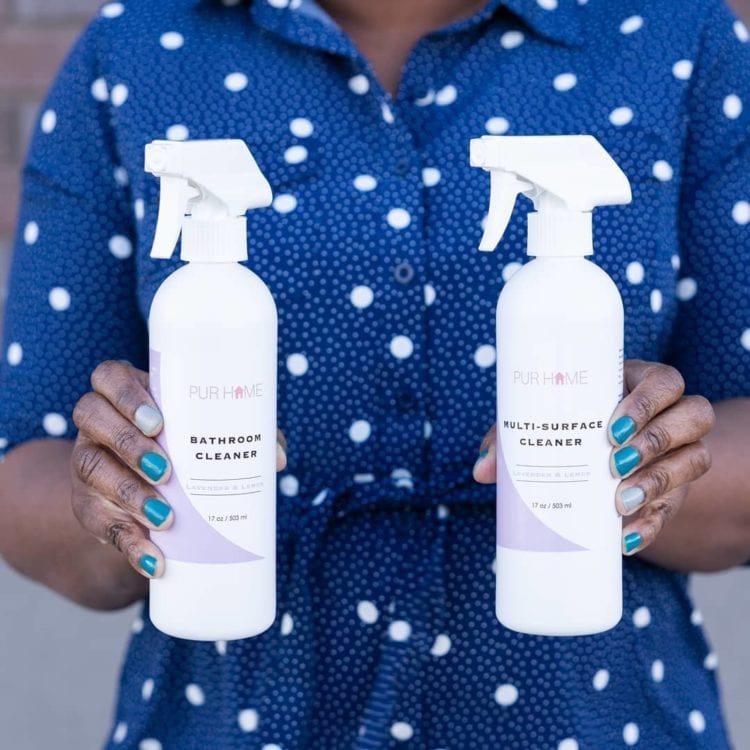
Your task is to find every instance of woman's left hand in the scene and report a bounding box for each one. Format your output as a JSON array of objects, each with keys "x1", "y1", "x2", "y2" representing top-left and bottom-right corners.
[
  {"x1": 473, "y1": 359, "x2": 715, "y2": 556},
  {"x1": 605, "y1": 360, "x2": 714, "y2": 555}
]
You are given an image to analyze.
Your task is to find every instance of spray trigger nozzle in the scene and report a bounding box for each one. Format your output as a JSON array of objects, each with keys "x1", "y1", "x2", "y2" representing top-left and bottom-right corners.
[{"x1": 479, "y1": 171, "x2": 533, "y2": 252}]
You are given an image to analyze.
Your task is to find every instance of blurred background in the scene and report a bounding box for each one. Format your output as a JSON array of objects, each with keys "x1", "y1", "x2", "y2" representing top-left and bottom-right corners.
[{"x1": 1, "y1": 1, "x2": 750, "y2": 748}]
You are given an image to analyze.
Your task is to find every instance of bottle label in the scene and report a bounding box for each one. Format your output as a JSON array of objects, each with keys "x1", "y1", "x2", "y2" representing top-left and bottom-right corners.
[
  {"x1": 497, "y1": 330, "x2": 623, "y2": 553},
  {"x1": 149, "y1": 339, "x2": 276, "y2": 564}
]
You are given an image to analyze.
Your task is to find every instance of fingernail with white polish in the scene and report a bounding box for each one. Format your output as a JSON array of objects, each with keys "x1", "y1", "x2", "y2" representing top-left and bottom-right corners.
[
  {"x1": 621, "y1": 486, "x2": 645, "y2": 514},
  {"x1": 135, "y1": 404, "x2": 162, "y2": 434}
]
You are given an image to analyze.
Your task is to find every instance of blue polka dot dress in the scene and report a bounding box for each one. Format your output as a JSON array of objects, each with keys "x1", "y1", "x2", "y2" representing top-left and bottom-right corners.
[{"x1": 2, "y1": 0, "x2": 749, "y2": 748}]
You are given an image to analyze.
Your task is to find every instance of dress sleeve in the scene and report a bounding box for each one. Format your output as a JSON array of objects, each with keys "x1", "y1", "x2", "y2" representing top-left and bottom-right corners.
[
  {"x1": 665, "y1": 0, "x2": 750, "y2": 401},
  {"x1": 0, "y1": 18, "x2": 146, "y2": 458}
]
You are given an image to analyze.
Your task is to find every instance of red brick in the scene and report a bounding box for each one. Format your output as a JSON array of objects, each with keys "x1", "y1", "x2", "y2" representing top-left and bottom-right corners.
[{"x1": 0, "y1": 27, "x2": 79, "y2": 91}]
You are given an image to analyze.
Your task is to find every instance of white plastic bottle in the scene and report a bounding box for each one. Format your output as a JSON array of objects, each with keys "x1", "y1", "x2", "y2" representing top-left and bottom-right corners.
[
  {"x1": 470, "y1": 135, "x2": 632, "y2": 636},
  {"x1": 144, "y1": 139, "x2": 277, "y2": 640}
]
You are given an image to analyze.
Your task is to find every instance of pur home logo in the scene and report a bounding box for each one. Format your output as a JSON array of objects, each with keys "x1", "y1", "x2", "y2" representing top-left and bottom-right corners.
[
  {"x1": 513, "y1": 370, "x2": 589, "y2": 387},
  {"x1": 189, "y1": 383, "x2": 264, "y2": 400}
]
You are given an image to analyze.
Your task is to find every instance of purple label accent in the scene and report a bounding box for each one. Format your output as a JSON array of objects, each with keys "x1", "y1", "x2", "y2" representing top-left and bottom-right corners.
[
  {"x1": 149, "y1": 349, "x2": 263, "y2": 564},
  {"x1": 496, "y1": 432, "x2": 587, "y2": 553}
]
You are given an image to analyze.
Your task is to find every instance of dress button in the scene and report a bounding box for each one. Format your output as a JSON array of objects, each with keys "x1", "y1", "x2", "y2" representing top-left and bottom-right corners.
[
  {"x1": 395, "y1": 156, "x2": 411, "y2": 176},
  {"x1": 394, "y1": 262, "x2": 415, "y2": 284}
]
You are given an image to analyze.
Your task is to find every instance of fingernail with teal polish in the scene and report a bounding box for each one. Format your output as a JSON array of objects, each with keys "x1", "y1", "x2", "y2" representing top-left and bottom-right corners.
[
  {"x1": 134, "y1": 404, "x2": 162, "y2": 435},
  {"x1": 140, "y1": 452, "x2": 168, "y2": 482},
  {"x1": 139, "y1": 554, "x2": 158, "y2": 577},
  {"x1": 621, "y1": 486, "x2": 646, "y2": 514},
  {"x1": 623, "y1": 531, "x2": 643, "y2": 555},
  {"x1": 613, "y1": 445, "x2": 641, "y2": 477},
  {"x1": 474, "y1": 448, "x2": 489, "y2": 470},
  {"x1": 143, "y1": 497, "x2": 171, "y2": 527},
  {"x1": 611, "y1": 415, "x2": 636, "y2": 445}
]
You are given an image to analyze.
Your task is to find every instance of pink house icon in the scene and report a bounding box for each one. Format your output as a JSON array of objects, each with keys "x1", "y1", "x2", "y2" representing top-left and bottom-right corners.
[
  {"x1": 554, "y1": 372, "x2": 565, "y2": 385},
  {"x1": 234, "y1": 386, "x2": 244, "y2": 399}
]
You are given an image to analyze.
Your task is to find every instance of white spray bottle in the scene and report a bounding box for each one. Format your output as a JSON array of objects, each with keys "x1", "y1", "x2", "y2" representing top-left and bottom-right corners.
[
  {"x1": 470, "y1": 135, "x2": 632, "y2": 636},
  {"x1": 144, "y1": 139, "x2": 277, "y2": 640}
]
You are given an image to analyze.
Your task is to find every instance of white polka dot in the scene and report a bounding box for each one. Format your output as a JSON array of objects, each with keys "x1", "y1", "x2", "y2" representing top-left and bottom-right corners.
[
  {"x1": 110, "y1": 84, "x2": 129, "y2": 107},
  {"x1": 688, "y1": 709, "x2": 706, "y2": 733},
  {"x1": 537, "y1": 0, "x2": 557, "y2": 9},
  {"x1": 381, "y1": 102, "x2": 395, "y2": 124},
  {"x1": 284, "y1": 145, "x2": 308, "y2": 165},
  {"x1": 141, "y1": 678, "x2": 155, "y2": 701},
  {"x1": 390, "y1": 722, "x2": 413, "y2": 741},
  {"x1": 652, "y1": 160, "x2": 673, "y2": 182},
  {"x1": 215, "y1": 640, "x2": 227, "y2": 656},
  {"x1": 112, "y1": 721, "x2": 128, "y2": 744},
  {"x1": 672, "y1": 60, "x2": 693, "y2": 81},
  {"x1": 671, "y1": 254, "x2": 681, "y2": 271},
  {"x1": 387, "y1": 208, "x2": 411, "y2": 230},
  {"x1": 633, "y1": 606, "x2": 651, "y2": 628},
  {"x1": 160, "y1": 32, "x2": 184, "y2": 50},
  {"x1": 131, "y1": 616, "x2": 144, "y2": 634},
  {"x1": 485, "y1": 116, "x2": 510, "y2": 135},
  {"x1": 620, "y1": 15, "x2": 643, "y2": 34},
  {"x1": 312, "y1": 489, "x2": 327, "y2": 506},
  {"x1": 350, "y1": 285, "x2": 374, "y2": 309},
  {"x1": 626, "y1": 261, "x2": 644, "y2": 284},
  {"x1": 290, "y1": 117, "x2": 313, "y2": 137},
  {"x1": 553, "y1": 73, "x2": 577, "y2": 92},
  {"x1": 735, "y1": 20, "x2": 749, "y2": 42},
  {"x1": 500, "y1": 30, "x2": 524, "y2": 49},
  {"x1": 690, "y1": 608, "x2": 704, "y2": 626},
  {"x1": 592, "y1": 669, "x2": 609, "y2": 691},
  {"x1": 286, "y1": 353, "x2": 309, "y2": 376},
  {"x1": 742, "y1": 328, "x2": 750, "y2": 351},
  {"x1": 273, "y1": 193, "x2": 297, "y2": 213},
  {"x1": 430, "y1": 634, "x2": 451, "y2": 657},
  {"x1": 650, "y1": 289, "x2": 663, "y2": 313},
  {"x1": 261, "y1": 745, "x2": 281, "y2": 750},
  {"x1": 280, "y1": 612, "x2": 294, "y2": 635},
  {"x1": 558, "y1": 740, "x2": 579, "y2": 750},
  {"x1": 390, "y1": 335, "x2": 414, "y2": 359},
  {"x1": 704, "y1": 652, "x2": 718, "y2": 670},
  {"x1": 424, "y1": 284, "x2": 436, "y2": 306},
  {"x1": 348, "y1": 74, "x2": 370, "y2": 95},
  {"x1": 609, "y1": 106, "x2": 634, "y2": 126},
  {"x1": 91, "y1": 77, "x2": 109, "y2": 101},
  {"x1": 388, "y1": 620, "x2": 412, "y2": 641},
  {"x1": 422, "y1": 167, "x2": 441, "y2": 187},
  {"x1": 623, "y1": 722, "x2": 639, "y2": 745},
  {"x1": 676, "y1": 277, "x2": 697, "y2": 301},
  {"x1": 423, "y1": 420, "x2": 433, "y2": 439},
  {"x1": 23, "y1": 221, "x2": 39, "y2": 245},
  {"x1": 114, "y1": 166, "x2": 129, "y2": 187},
  {"x1": 435, "y1": 85, "x2": 457, "y2": 106},
  {"x1": 7, "y1": 343, "x2": 22, "y2": 366},
  {"x1": 414, "y1": 89, "x2": 435, "y2": 106},
  {"x1": 101, "y1": 3, "x2": 124, "y2": 19},
  {"x1": 502, "y1": 261, "x2": 522, "y2": 281},
  {"x1": 357, "y1": 600, "x2": 379, "y2": 624},
  {"x1": 41, "y1": 109, "x2": 57, "y2": 134},
  {"x1": 353, "y1": 174, "x2": 377, "y2": 192},
  {"x1": 134, "y1": 199, "x2": 145, "y2": 221},
  {"x1": 349, "y1": 419, "x2": 372, "y2": 443},
  {"x1": 474, "y1": 344, "x2": 496, "y2": 368},
  {"x1": 280, "y1": 474, "x2": 299, "y2": 497},
  {"x1": 139, "y1": 740, "x2": 161, "y2": 750},
  {"x1": 494, "y1": 683, "x2": 519, "y2": 707},
  {"x1": 185, "y1": 683, "x2": 205, "y2": 706},
  {"x1": 267, "y1": 0, "x2": 289, "y2": 6},
  {"x1": 166, "y1": 124, "x2": 189, "y2": 141},
  {"x1": 732, "y1": 200, "x2": 750, "y2": 225},
  {"x1": 651, "y1": 659, "x2": 665, "y2": 682},
  {"x1": 723, "y1": 94, "x2": 743, "y2": 120},
  {"x1": 109, "y1": 235, "x2": 133, "y2": 259},
  {"x1": 354, "y1": 472, "x2": 375, "y2": 483},
  {"x1": 49, "y1": 287, "x2": 71, "y2": 311},
  {"x1": 238, "y1": 708, "x2": 259, "y2": 732},
  {"x1": 436, "y1": 503, "x2": 448, "y2": 518},
  {"x1": 225, "y1": 72, "x2": 248, "y2": 92}
]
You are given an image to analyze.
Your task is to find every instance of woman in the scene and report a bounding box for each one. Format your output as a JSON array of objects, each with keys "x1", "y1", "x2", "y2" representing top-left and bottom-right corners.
[{"x1": 0, "y1": 0, "x2": 748, "y2": 747}]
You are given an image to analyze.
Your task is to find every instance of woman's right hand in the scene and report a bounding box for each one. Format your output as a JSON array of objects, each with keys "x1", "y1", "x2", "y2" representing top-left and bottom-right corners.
[{"x1": 71, "y1": 360, "x2": 173, "y2": 580}]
